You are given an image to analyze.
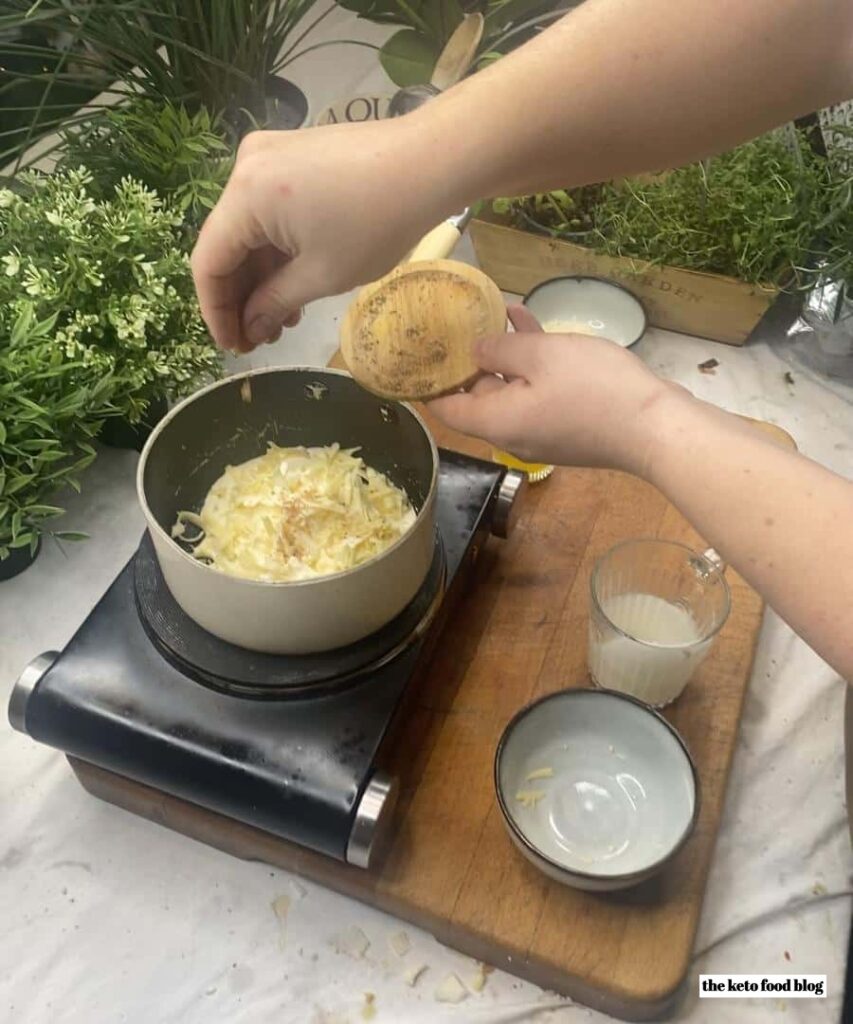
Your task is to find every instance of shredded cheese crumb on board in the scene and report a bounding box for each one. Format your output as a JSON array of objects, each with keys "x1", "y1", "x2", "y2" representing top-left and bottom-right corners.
[{"x1": 173, "y1": 443, "x2": 416, "y2": 583}]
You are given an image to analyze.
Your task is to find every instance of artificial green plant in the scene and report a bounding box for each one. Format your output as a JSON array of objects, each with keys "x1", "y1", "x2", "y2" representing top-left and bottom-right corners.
[
  {"x1": 0, "y1": 0, "x2": 355, "y2": 165},
  {"x1": 0, "y1": 169, "x2": 221, "y2": 426},
  {"x1": 807, "y1": 123, "x2": 853, "y2": 295},
  {"x1": 60, "y1": 99, "x2": 233, "y2": 232},
  {"x1": 0, "y1": 303, "x2": 120, "y2": 561},
  {"x1": 495, "y1": 132, "x2": 831, "y2": 287}
]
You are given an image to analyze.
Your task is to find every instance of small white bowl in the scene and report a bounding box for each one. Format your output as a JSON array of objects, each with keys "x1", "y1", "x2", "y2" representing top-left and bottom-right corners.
[
  {"x1": 523, "y1": 276, "x2": 647, "y2": 348},
  {"x1": 494, "y1": 689, "x2": 698, "y2": 891}
]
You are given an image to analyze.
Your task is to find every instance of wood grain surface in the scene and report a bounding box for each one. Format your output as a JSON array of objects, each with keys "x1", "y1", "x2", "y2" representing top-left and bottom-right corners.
[
  {"x1": 470, "y1": 214, "x2": 778, "y2": 347},
  {"x1": 340, "y1": 259, "x2": 506, "y2": 401}
]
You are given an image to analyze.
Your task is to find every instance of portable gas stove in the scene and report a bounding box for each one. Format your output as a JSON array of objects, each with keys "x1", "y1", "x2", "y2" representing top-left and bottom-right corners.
[{"x1": 9, "y1": 450, "x2": 524, "y2": 869}]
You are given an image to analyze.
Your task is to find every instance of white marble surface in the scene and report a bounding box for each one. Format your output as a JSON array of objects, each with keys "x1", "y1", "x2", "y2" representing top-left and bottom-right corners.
[{"x1": 2, "y1": 10, "x2": 853, "y2": 1024}]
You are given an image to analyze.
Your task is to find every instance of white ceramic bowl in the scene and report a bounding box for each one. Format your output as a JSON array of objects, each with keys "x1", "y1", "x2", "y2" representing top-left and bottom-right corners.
[
  {"x1": 523, "y1": 276, "x2": 647, "y2": 348},
  {"x1": 494, "y1": 689, "x2": 698, "y2": 891}
]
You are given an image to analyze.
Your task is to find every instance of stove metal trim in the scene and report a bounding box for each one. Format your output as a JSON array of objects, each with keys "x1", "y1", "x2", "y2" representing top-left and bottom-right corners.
[
  {"x1": 8, "y1": 651, "x2": 59, "y2": 734},
  {"x1": 491, "y1": 469, "x2": 527, "y2": 539},
  {"x1": 346, "y1": 771, "x2": 399, "y2": 869}
]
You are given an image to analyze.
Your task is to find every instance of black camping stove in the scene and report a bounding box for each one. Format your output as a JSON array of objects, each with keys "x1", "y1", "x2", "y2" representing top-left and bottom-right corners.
[{"x1": 9, "y1": 451, "x2": 524, "y2": 868}]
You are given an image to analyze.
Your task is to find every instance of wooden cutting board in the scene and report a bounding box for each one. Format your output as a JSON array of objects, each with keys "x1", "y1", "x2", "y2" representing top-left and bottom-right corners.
[{"x1": 73, "y1": 362, "x2": 793, "y2": 1020}]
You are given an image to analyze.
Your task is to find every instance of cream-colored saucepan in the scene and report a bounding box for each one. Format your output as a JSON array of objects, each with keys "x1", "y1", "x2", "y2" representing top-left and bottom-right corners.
[
  {"x1": 137, "y1": 366, "x2": 439, "y2": 655},
  {"x1": 137, "y1": 174, "x2": 491, "y2": 654}
]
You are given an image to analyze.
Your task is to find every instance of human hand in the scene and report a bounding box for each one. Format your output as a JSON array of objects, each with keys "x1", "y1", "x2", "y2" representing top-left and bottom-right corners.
[
  {"x1": 191, "y1": 118, "x2": 455, "y2": 353},
  {"x1": 428, "y1": 305, "x2": 685, "y2": 476}
]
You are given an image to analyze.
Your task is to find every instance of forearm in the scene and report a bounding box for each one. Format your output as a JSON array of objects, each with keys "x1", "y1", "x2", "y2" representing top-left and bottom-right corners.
[
  {"x1": 417, "y1": 0, "x2": 853, "y2": 203},
  {"x1": 642, "y1": 391, "x2": 853, "y2": 681}
]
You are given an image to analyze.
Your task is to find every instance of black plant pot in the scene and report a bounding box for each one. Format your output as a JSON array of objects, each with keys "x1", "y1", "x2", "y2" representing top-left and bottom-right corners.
[
  {"x1": 99, "y1": 394, "x2": 169, "y2": 453},
  {"x1": 225, "y1": 76, "x2": 308, "y2": 142},
  {"x1": 264, "y1": 75, "x2": 309, "y2": 131},
  {"x1": 0, "y1": 537, "x2": 41, "y2": 582}
]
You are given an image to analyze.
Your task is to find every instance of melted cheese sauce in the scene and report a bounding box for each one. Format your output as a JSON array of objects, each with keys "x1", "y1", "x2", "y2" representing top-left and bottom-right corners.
[{"x1": 173, "y1": 444, "x2": 416, "y2": 582}]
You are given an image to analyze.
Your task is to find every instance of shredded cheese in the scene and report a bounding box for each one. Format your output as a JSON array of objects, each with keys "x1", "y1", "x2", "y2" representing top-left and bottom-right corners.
[
  {"x1": 333, "y1": 925, "x2": 371, "y2": 959},
  {"x1": 434, "y1": 974, "x2": 468, "y2": 1004},
  {"x1": 389, "y1": 931, "x2": 410, "y2": 958},
  {"x1": 174, "y1": 444, "x2": 416, "y2": 582},
  {"x1": 469, "y1": 964, "x2": 488, "y2": 993},
  {"x1": 515, "y1": 789, "x2": 547, "y2": 808},
  {"x1": 404, "y1": 963, "x2": 427, "y2": 988}
]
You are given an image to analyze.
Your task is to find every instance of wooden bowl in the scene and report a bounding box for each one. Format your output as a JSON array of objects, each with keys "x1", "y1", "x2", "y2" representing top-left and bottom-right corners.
[{"x1": 340, "y1": 258, "x2": 506, "y2": 402}]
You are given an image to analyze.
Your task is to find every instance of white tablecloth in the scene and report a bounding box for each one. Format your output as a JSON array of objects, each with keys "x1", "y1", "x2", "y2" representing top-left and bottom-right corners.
[{"x1": 2, "y1": 11, "x2": 852, "y2": 1023}]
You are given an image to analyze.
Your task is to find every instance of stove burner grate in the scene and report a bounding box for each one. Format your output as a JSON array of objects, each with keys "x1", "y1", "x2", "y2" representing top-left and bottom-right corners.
[{"x1": 133, "y1": 531, "x2": 447, "y2": 699}]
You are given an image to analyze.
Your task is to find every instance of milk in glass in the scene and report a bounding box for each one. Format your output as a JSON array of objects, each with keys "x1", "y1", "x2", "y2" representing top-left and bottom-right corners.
[{"x1": 589, "y1": 592, "x2": 711, "y2": 706}]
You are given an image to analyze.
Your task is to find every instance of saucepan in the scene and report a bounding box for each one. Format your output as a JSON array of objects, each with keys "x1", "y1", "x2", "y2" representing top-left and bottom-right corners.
[
  {"x1": 137, "y1": 86, "x2": 491, "y2": 657},
  {"x1": 136, "y1": 367, "x2": 438, "y2": 655}
]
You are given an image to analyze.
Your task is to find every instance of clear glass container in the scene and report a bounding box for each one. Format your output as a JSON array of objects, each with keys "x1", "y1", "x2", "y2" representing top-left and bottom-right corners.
[{"x1": 588, "y1": 539, "x2": 730, "y2": 707}]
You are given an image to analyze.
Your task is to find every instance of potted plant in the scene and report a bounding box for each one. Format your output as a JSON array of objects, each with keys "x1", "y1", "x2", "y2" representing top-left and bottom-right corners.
[
  {"x1": 805, "y1": 123, "x2": 853, "y2": 292},
  {"x1": 0, "y1": 18, "x2": 107, "y2": 165},
  {"x1": 788, "y1": 123, "x2": 853, "y2": 376},
  {"x1": 496, "y1": 184, "x2": 604, "y2": 244},
  {"x1": 0, "y1": 304, "x2": 120, "y2": 579},
  {"x1": 474, "y1": 131, "x2": 831, "y2": 345},
  {"x1": 59, "y1": 99, "x2": 234, "y2": 236},
  {"x1": 0, "y1": 169, "x2": 222, "y2": 449},
  {"x1": 0, "y1": 0, "x2": 356, "y2": 165},
  {"x1": 336, "y1": 0, "x2": 578, "y2": 87}
]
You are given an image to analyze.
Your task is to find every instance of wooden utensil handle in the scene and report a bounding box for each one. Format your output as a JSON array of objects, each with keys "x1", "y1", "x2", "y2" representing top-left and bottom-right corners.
[
  {"x1": 430, "y1": 13, "x2": 484, "y2": 91},
  {"x1": 407, "y1": 221, "x2": 463, "y2": 263}
]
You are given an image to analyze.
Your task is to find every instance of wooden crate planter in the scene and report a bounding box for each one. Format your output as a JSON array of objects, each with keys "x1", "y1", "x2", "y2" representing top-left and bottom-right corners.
[{"x1": 470, "y1": 211, "x2": 780, "y2": 346}]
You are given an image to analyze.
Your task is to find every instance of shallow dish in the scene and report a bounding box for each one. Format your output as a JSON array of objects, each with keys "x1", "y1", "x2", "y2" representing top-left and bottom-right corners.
[
  {"x1": 523, "y1": 276, "x2": 647, "y2": 348},
  {"x1": 494, "y1": 688, "x2": 698, "y2": 891}
]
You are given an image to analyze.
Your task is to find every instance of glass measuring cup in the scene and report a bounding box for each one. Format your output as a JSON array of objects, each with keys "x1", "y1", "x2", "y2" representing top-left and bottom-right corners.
[{"x1": 588, "y1": 539, "x2": 731, "y2": 707}]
